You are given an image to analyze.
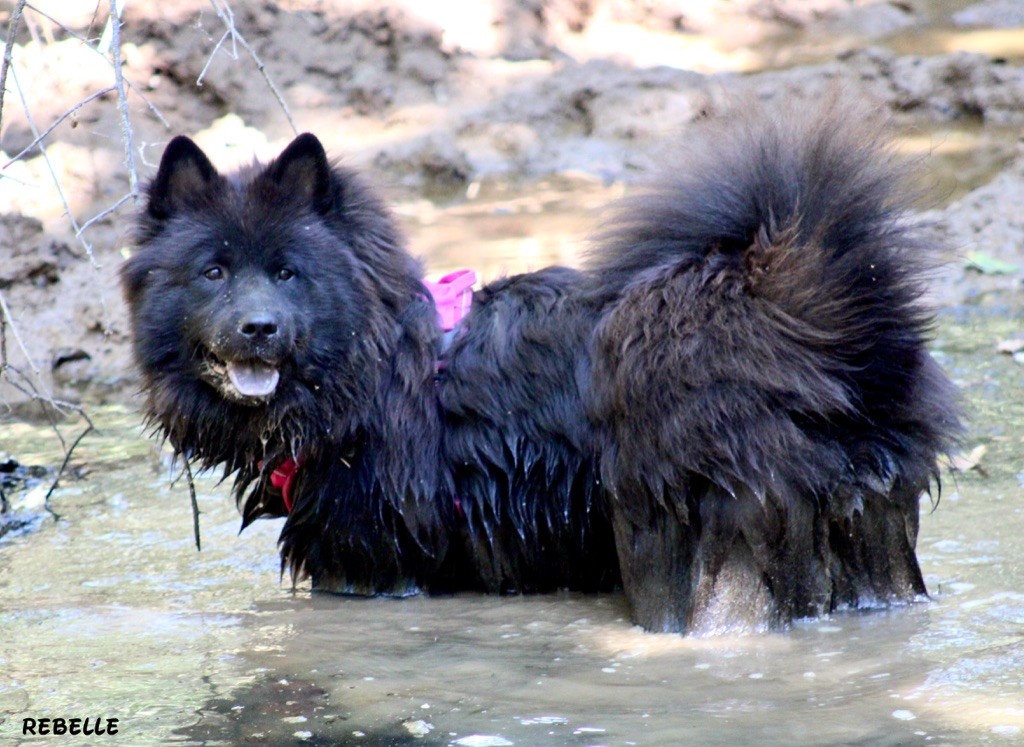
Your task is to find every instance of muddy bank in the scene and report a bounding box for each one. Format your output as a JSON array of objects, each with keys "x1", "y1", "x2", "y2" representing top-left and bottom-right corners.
[{"x1": 1, "y1": 0, "x2": 1023, "y2": 408}]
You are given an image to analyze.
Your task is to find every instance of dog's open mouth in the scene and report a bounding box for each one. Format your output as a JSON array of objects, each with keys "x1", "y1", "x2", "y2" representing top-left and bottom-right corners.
[
  {"x1": 202, "y1": 353, "x2": 281, "y2": 403},
  {"x1": 227, "y1": 361, "x2": 280, "y2": 398}
]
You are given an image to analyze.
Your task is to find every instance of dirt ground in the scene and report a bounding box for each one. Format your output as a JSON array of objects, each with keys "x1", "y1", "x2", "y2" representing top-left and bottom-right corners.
[{"x1": 1, "y1": 0, "x2": 1023, "y2": 411}]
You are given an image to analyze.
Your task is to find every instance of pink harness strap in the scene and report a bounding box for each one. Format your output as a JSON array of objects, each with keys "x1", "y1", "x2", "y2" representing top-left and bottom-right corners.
[{"x1": 424, "y1": 269, "x2": 477, "y2": 331}]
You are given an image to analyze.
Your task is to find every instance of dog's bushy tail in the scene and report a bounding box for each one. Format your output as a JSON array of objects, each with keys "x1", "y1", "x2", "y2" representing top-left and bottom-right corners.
[{"x1": 587, "y1": 102, "x2": 961, "y2": 633}]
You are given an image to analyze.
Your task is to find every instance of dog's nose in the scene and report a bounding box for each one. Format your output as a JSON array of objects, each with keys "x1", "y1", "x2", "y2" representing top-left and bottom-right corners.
[{"x1": 238, "y1": 314, "x2": 279, "y2": 340}]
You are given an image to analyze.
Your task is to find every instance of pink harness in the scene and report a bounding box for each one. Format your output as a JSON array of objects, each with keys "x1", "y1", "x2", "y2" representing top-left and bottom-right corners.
[
  {"x1": 423, "y1": 269, "x2": 477, "y2": 331},
  {"x1": 269, "y1": 270, "x2": 477, "y2": 513}
]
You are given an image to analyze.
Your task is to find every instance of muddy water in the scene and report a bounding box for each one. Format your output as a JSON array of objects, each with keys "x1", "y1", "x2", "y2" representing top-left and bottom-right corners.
[
  {"x1": 2, "y1": 315, "x2": 1022, "y2": 747},
  {"x1": 2, "y1": 234, "x2": 1024, "y2": 746},
  {"x1": 3, "y1": 125, "x2": 1024, "y2": 744},
  {"x1": 752, "y1": 0, "x2": 1024, "y2": 70}
]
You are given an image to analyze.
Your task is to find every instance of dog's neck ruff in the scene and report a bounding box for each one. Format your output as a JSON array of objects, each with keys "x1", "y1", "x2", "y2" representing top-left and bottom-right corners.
[{"x1": 268, "y1": 270, "x2": 477, "y2": 515}]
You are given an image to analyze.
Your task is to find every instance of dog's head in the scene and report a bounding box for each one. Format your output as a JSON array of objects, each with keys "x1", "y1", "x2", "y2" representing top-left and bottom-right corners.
[{"x1": 121, "y1": 134, "x2": 427, "y2": 471}]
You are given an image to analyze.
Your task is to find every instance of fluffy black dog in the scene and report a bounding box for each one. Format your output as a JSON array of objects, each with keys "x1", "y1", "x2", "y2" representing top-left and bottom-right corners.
[{"x1": 122, "y1": 105, "x2": 961, "y2": 634}]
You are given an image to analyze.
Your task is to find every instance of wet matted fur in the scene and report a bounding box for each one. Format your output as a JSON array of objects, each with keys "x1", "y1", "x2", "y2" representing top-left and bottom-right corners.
[{"x1": 122, "y1": 103, "x2": 961, "y2": 634}]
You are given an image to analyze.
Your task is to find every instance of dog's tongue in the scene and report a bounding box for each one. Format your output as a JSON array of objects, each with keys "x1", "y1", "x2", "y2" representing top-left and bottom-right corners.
[{"x1": 227, "y1": 362, "x2": 280, "y2": 398}]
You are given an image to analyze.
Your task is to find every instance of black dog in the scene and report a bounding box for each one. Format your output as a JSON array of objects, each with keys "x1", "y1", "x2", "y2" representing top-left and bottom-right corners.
[{"x1": 121, "y1": 105, "x2": 961, "y2": 634}]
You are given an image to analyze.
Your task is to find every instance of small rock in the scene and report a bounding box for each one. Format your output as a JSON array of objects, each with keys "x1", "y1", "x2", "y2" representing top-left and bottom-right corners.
[
  {"x1": 452, "y1": 737, "x2": 514, "y2": 747},
  {"x1": 402, "y1": 719, "x2": 434, "y2": 737},
  {"x1": 997, "y1": 338, "x2": 1024, "y2": 354}
]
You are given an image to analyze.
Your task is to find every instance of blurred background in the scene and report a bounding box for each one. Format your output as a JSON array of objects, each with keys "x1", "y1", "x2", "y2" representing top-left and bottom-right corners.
[{"x1": 1, "y1": 0, "x2": 1023, "y2": 408}]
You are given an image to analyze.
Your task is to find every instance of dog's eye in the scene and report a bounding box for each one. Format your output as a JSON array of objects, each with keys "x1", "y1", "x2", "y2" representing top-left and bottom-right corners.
[
  {"x1": 277, "y1": 268, "x2": 295, "y2": 281},
  {"x1": 203, "y1": 266, "x2": 224, "y2": 281}
]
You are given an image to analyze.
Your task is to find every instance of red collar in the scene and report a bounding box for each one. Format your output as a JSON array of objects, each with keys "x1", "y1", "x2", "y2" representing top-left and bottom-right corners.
[{"x1": 269, "y1": 457, "x2": 300, "y2": 513}]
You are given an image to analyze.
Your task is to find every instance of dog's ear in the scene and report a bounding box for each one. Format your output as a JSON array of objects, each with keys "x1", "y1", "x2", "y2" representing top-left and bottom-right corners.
[
  {"x1": 147, "y1": 136, "x2": 219, "y2": 221},
  {"x1": 265, "y1": 133, "x2": 332, "y2": 213}
]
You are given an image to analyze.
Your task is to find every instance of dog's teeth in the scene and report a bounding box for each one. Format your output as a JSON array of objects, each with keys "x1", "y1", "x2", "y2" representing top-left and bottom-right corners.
[{"x1": 227, "y1": 362, "x2": 280, "y2": 398}]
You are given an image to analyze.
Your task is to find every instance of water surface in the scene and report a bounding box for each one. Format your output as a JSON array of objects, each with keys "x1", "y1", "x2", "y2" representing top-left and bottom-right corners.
[
  {"x1": 1, "y1": 300, "x2": 1022, "y2": 746},
  {"x1": 3, "y1": 102, "x2": 1024, "y2": 747}
]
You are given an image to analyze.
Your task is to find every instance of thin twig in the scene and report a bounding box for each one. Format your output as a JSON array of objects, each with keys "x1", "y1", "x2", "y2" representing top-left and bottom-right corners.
[
  {"x1": 183, "y1": 457, "x2": 202, "y2": 551},
  {"x1": 127, "y1": 74, "x2": 170, "y2": 128},
  {"x1": 0, "y1": 288, "x2": 46, "y2": 392},
  {"x1": 23, "y1": 1, "x2": 169, "y2": 128},
  {"x1": 3, "y1": 86, "x2": 116, "y2": 168},
  {"x1": 3, "y1": 364, "x2": 67, "y2": 450},
  {"x1": 4, "y1": 369, "x2": 92, "y2": 429},
  {"x1": 108, "y1": 0, "x2": 139, "y2": 204},
  {"x1": 0, "y1": 358, "x2": 95, "y2": 523},
  {"x1": 8, "y1": 61, "x2": 115, "y2": 341},
  {"x1": 0, "y1": 3, "x2": 102, "y2": 524},
  {"x1": 0, "y1": 170, "x2": 32, "y2": 187},
  {"x1": 76, "y1": 191, "x2": 134, "y2": 235},
  {"x1": 0, "y1": 294, "x2": 14, "y2": 443},
  {"x1": 8, "y1": 64, "x2": 100, "y2": 269},
  {"x1": 43, "y1": 410, "x2": 94, "y2": 508},
  {"x1": 206, "y1": 0, "x2": 298, "y2": 135},
  {"x1": 0, "y1": 292, "x2": 7, "y2": 379},
  {"x1": 1, "y1": 361, "x2": 98, "y2": 520},
  {"x1": 196, "y1": 29, "x2": 231, "y2": 87},
  {"x1": 233, "y1": 33, "x2": 296, "y2": 134},
  {"x1": 0, "y1": 0, "x2": 28, "y2": 143},
  {"x1": 232, "y1": 33, "x2": 297, "y2": 135},
  {"x1": 1, "y1": 355, "x2": 94, "y2": 525},
  {"x1": 0, "y1": 297, "x2": 69, "y2": 473}
]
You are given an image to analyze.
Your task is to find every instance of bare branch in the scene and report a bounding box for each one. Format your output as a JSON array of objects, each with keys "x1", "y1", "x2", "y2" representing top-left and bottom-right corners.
[
  {"x1": 0, "y1": 0, "x2": 28, "y2": 142},
  {"x1": 127, "y1": 76, "x2": 170, "y2": 129},
  {"x1": 108, "y1": 0, "x2": 139, "y2": 204},
  {"x1": 232, "y1": 33, "x2": 297, "y2": 135},
  {"x1": 43, "y1": 410, "x2": 94, "y2": 505},
  {"x1": 76, "y1": 191, "x2": 135, "y2": 236},
  {"x1": 0, "y1": 321, "x2": 81, "y2": 511},
  {"x1": 206, "y1": 0, "x2": 298, "y2": 135},
  {"x1": 2, "y1": 363, "x2": 95, "y2": 427},
  {"x1": 183, "y1": 457, "x2": 202, "y2": 552},
  {"x1": 0, "y1": 288, "x2": 47, "y2": 392},
  {"x1": 196, "y1": 29, "x2": 232, "y2": 87},
  {"x1": 8, "y1": 61, "x2": 112, "y2": 345},
  {"x1": 23, "y1": 2, "x2": 170, "y2": 129},
  {"x1": 2, "y1": 86, "x2": 116, "y2": 168},
  {"x1": 0, "y1": 291, "x2": 9, "y2": 379},
  {"x1": 0, "y1": 345, "x2": 96, "y2": 522},
  {"x1": 8, "y1": 63, "x2": 101, "y2": 271},
  {"x1": 0, "y1": 3, "x2": 116, "y2": 517}
]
